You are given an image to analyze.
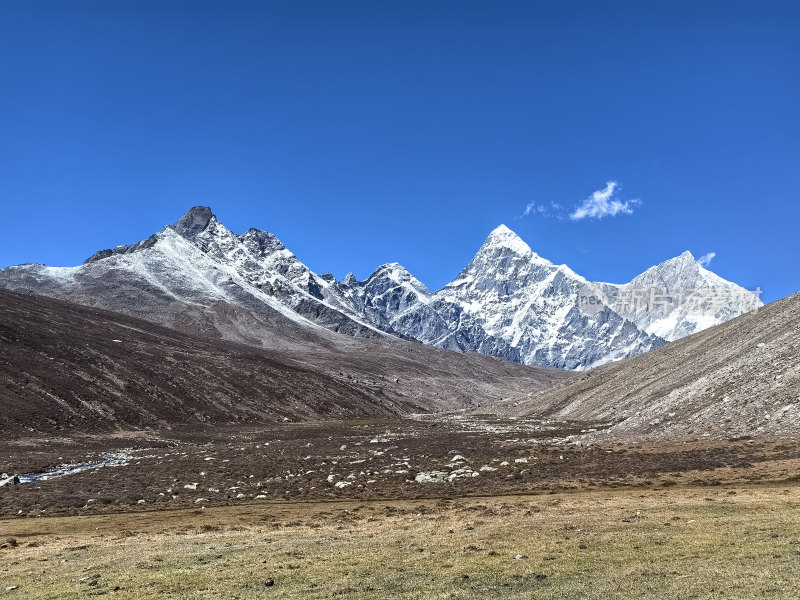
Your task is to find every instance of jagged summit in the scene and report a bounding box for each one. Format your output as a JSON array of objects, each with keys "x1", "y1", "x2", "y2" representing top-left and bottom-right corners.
[
  {"x1": 633, "y1": 251, "x2": 715, "y2": 284},
  {"x1": 654, "y1": 250, "x2": 698, "y2": 270},
  {"x1": 373, "y1": 262, "x2": 407, "y2": 273},
  {"x1": 240, "y1": 227, "x2": 289, "y2": 256},
  {"x1": 171, "y1": 206, "x2": 215, "y2": 238},
  {"x1": 371, "y1": 262, "x2": 418, "y2": 279},
  {"x1": 601, "y1": 248, "x2": 762, "y2": 341},
  {"x1": 482, "y1": 224, "x2": 533, "y2": 255},
  {"x1": 365, "y1": 263, "x2": 430, "y2": 295},
  {"x1": 489, "y1": 223, "x2": 515, "y2": 236}
]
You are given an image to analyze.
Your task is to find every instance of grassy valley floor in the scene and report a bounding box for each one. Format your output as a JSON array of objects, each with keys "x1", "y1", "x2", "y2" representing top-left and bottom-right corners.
[
  {"x1": 2, "y1": 484, "x2": 800, "y2": 599},
  {"x1": 2, "y1": 419, "x2": 799, "y2": 598}
]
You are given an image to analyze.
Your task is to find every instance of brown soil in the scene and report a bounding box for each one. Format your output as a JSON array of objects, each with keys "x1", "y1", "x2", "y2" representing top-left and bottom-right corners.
[
  {"x1": 0, "y1": 290, "x2": 567, "y2": 435},
  {"x1": 2, "y1": 418, "x2": 798, "y2": 518}
]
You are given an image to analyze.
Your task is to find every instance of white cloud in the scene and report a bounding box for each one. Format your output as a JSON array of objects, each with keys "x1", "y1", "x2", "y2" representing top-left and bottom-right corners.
[
  {"x1": 519, "y1": 201, "x2": 549, "y2": 219},
  {"x1": 569, "y1": 181, "x2": 640, "y2": 221},
  {"x1": 697, "y1": 252, "x2": 716, "y2": 267}
]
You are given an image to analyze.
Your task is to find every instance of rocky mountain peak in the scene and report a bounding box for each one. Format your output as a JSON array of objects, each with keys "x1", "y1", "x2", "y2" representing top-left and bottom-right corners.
[
  {"x1": 664, "y1": 250, "x2": 698, "y2": 270},
  {"x1": 481, "y1": 224, "x2": 533, "y2": 255},
  {"x1": 632, "y1": 251, "x2": 707, "y2": 288},
  {"x1": 367, "y1": 263, "x2": 430, "y2": 295},
  {"x1": 240, "y1": 227, "x2": 288, "y2": 257},
  {"x1": 171, "y1": 206, "x2": 215, "y2": 238},
  {"x1": 373, "y1": 262, "x2": 415, "y2": 279}
]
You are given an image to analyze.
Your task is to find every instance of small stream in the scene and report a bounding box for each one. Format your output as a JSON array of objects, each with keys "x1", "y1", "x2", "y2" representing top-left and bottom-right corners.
[{"x1": 12, "y1": 451, "x2": 132, "y2": 485}]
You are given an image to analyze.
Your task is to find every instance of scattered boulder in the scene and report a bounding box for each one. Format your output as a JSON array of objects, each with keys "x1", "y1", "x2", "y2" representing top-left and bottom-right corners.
[
  {"x1": 414, "y1": 471, "x2": 449, "y2": 484},
  {"x1": 0, "y1": 474, "x2": 20, "y2": 487}
]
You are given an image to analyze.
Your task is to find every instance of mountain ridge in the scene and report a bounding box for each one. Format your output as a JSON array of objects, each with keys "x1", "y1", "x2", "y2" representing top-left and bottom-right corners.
[{"x1": 0, "y1": 206, "x2": 762, "y2": 370}]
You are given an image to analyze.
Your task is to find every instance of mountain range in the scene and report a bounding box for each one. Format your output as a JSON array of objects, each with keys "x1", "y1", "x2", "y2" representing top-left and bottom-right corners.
[{"x1": 0, "y1": 207, "x2": 761, "y2": 370}]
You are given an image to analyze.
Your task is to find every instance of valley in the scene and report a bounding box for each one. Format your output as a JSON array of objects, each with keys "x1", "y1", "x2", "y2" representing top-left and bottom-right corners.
[
  {"x1": 3, "y1": 418, "x2": 800, "y2": 519},
  {"x1": 2, "y1": 419, "x2": 800, "y2": 599},
  {"x1": 0, "y1": 210, "x2": 795, "y2": 598},
  {"x1": 2, "y1": 2, "x2": 795, "y2": 597}
]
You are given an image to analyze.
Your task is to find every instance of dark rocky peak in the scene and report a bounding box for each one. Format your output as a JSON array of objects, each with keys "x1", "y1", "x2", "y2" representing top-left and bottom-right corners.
[
  {"x1": 83, "y1": 235, "x2": 160, "y2": 264},
  {"x1": 171, "y1": 206, "x2": 215, "y2": 239},
  {"x1": 240, "y1": 227, "x2": 287, "y2": 256}
]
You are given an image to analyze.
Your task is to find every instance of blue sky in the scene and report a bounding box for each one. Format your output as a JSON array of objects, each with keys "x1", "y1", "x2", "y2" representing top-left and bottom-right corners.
[{"x1": 1, "y1": 1, "x2": 797, "y2": 302}]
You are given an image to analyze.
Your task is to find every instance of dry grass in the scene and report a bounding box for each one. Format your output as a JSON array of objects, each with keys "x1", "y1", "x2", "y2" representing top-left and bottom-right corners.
[{"x1": 2, "y1": 484, "x2": 799, "y2": 599}]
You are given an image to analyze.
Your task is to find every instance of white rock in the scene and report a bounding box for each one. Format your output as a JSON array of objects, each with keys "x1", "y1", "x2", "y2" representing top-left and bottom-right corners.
[{"x1": 414, "y1": 471, "x2": 449, "y2": 484}]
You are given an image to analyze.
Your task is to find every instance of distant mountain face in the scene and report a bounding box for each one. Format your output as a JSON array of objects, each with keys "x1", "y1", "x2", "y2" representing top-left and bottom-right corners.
[
  {"x1": 0, "y1": 207, "x2": 386, "y2": 353},
  {"x1": 0, "y1": 207, "x2": 762, "y2": 370},
  {"x1": 598, "y1": 251, "x2": 762, "y2": 341},
  {"x1": 349, "y1": 225, "x2": 664, "y2": 369},
  {"x1": 337, "y1": 225, "x2": 759, "y2": 369},
  {"x1": 508, "y1": 291, "x2": 800, "y2": 441}
]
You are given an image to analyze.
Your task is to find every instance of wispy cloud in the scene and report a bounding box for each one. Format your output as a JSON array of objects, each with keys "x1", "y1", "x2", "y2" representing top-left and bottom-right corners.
[
  {"x1": 569, "y1": 181, "x2": 640, "y2": 221},
  {"x1": 516, "y1": 184, "x2": 637, "y2": 222},
  {"x1": 517, "y1": 201, "x2": 550, "y2": 219},
  {"x1": 697, "y1": 252, "x2": 716, "y2": 267}
]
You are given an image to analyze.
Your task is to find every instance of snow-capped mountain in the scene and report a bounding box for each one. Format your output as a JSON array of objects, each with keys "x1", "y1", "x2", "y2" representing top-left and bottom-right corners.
[
  {"x1": 0, "y1": 207, "x2": 388, "y2": 351},
  {"x1": 598, "y1": 251, "x2": 762, "y2": 341},
  {"x1": 428, "y1": 225, "x2": 665, "y2": 369},
  {"x1": 0, "y1": 207, "x2": 762, "y2": 370},
  {"x1": 340, "y1": 225, "x2": 664, "y2": 369}
]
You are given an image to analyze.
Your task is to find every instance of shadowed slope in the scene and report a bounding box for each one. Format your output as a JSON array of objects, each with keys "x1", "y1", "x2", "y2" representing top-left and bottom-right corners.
[
  {"x1": 0, "y1": 290, "x2": 417, "y2": 434},
  {"x1": 511, "y1": 292, "x2": 800, "y2": 440},
  {"x1": 0, "y1": 290, "x2": 569, "y2": 434}
]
